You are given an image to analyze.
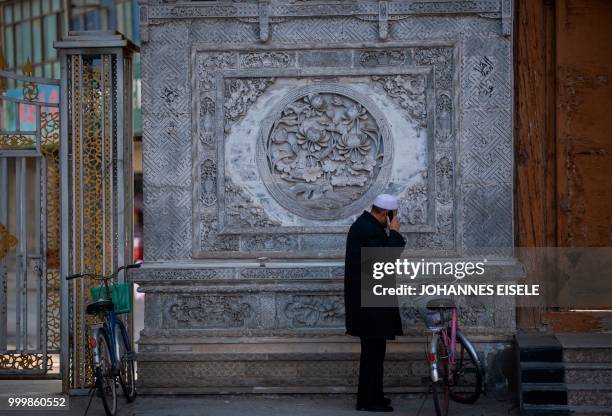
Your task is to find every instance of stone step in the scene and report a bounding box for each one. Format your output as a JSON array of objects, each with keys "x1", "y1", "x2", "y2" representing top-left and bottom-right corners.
[
  {"x1": 557, "y1": 334, "x2": 612, "y2": 364},
  {"x1": 521, "y1": 362, "x2": 565, "y2": 383},
  {"x1": 565, "y1": 363, "x2": 612, "y2": 384},
  {"x1": 522, "y1": 383, "x2": 567, "y2": 405},
  {"x1": 523, "y1": 404, "x2": 612, "y2": 416},
  {"x1": 567, "y1": 384, "x2": 612, "y2": 407},
  {"x1": 517, "y1": 334, "x2": 564, "y2": 363},
  {"x1": 521, "y1": 362, "x2": 612, "y2": 384},
  {"x1": 522, "y1": 404, "x2": 570, "y2": 416},
  {"x1": 519, "y1": 334, "x2": 612, "y2": 411},
  {"x1": 564, "y1": 349, "x2": 612, "y2": 364}
]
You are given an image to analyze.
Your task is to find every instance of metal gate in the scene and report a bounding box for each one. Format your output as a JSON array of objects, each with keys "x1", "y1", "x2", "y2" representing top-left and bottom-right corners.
[
  {"x1": 0, "y1": 67, "x2": 61, "y2": 377},
  {"x1": 56, "y1": 32, "x2": 137, "y2": 392}
]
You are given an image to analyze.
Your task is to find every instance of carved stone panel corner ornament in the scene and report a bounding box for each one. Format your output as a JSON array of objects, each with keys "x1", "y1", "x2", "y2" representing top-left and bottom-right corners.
[{"x1": 257, "y1": 84, "x2": 393, "y2": 220}]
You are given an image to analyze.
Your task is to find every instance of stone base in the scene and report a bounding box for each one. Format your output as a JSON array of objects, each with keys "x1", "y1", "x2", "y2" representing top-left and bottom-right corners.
[
  {"x1": 137, "y1": 335, "x2": 514, "y2": 395},
  {"x1": 133, "y1": 263, "x2": 518, "y2": 395}
]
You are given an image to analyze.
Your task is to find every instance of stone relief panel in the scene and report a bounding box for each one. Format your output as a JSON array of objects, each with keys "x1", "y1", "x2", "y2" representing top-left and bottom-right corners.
[
  {"x1": 162, "y1": 295, "x2": 256, "y2": 329},
  {"x1": 140, "y1": 4, "x2": 514, "y2": 260},
  {"x1": 225, "y1": 178, "x2": 280, "y2": 227},
  {"x1": 137, "y1": 6, "x2": 517, "y2": 386},
  {"x1": 258, "y1": 84, "x2": 393, "y2": 220},
  {"x1": 141, "y1": 27, "x2": 193, "y2": 260},
  {"x1": 221, "y1": 72, "x2": 435, "y2": 233},
  {"x1": 136, "y1": 7, "x2": 516, "y2": 391},
  {"x1": 224, "y1": 77, "x2": 274, "y2": 133},
  {"x1": 191, "y1": 44, "x2": 459, "y2": 256},
  {"x1": 149, "y1": 288, "x2": 511, "y2": 335},
  {"x1": 371, "y1": 74, "x2": 427, "y2": 132},
  {"x1": 283, "y1": 295, "x2": 345, "y2": 328},
  {"x1": 168, "y1": 296, "x2": 253, "y2": 329},
  {"x1": 240, "y1": 51, "x2": 294, "y2": 68},
  {"x1": 143, "y1": 9, "x2": 511, "y2": 259}
]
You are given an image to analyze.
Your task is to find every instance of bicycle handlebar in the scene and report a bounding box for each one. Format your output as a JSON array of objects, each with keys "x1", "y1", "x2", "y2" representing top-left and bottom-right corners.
[{"x1": 65, "y1": 263, "x2": 141, "y2": 281}]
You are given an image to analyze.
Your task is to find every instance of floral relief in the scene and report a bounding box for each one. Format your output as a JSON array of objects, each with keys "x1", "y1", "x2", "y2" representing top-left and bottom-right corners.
[
  {"x1": 168, "y1": 296, "x2": 252, "y2": 328},
  {"x1": 285, "y1": 295, "x2": 345, "y2": 327},
  {"x1": 263, "y1": 92, "x2": 385, "y2": 211},
  {"x1": 399, "y1": 183, "x2": 428, "y2": 225},
  {"x1": 224, "y1": 78, "x2": 274, "y2": 132}
]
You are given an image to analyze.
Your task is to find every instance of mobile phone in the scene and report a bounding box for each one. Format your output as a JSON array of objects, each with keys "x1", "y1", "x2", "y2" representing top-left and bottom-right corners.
[{"x1": 387, "y1": 210, "x2": 394, "y2": 221}]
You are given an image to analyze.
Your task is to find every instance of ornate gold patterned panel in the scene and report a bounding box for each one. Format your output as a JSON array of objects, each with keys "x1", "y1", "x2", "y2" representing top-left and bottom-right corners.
[
  {"x1": 0, "y1": 135, "x2": 36, "y2": 150},
  {"x1": 0, "y1": 354, "x2": 53, "y2": 370},
  {"x1": 55, "y1": 33, "x2": 136, "y2": 391},
  {"x1": 63, "y1": 52, "x2": 133, "y2": 389},
  {"x1": 79, "y1": 56, "x2": 106, "y2": 385},
  {"x1": 43, "y1": 110, "x2": 61, "y2": 356}
]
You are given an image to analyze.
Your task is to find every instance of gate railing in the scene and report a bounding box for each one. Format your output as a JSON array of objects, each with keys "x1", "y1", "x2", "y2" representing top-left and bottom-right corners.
[
  {"x1": 0, "y1": 30, "x2": 137, "y2": 393},
  {"x1": 0, "y1": 67, "x2": 61, "y2": 378}
]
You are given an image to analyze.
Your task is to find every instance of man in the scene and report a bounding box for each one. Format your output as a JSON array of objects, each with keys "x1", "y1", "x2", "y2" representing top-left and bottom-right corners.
[{"x1": 344, "y1": 194, "x2": 406, "y2": 412}]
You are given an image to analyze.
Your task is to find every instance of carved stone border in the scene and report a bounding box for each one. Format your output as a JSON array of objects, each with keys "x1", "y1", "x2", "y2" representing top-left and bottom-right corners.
[
  {"x1": 146, "y1": 0, "x2": 507, "y2": 19},
  {"x1": 191, "y1": 42, "x2": 459, "y2": 258},
  {"x1": 141, "y1": 0, "x2": 511, "y2": 44},
  {"x1": 147, "y1": 1, "x2": 502, "y2": 19}
]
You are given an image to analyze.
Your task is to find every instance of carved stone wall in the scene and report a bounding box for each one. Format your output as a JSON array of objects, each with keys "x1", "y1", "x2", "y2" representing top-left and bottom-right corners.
[{"x1": 137, "y1": 0, "x2": 516, "y2": 394}]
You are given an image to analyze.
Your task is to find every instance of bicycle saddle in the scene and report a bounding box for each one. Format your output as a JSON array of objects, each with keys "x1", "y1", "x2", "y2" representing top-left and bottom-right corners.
[
  {"x1": 86, "y1": 299, "x2": 114, "y2": 315},
  {"x1": 426, "y1": 298, "x2": 456, "y2": 309}
]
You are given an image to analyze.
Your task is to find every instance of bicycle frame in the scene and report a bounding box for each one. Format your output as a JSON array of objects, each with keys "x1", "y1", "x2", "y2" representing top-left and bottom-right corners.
[
  {"x1": 428, "y1": 327, "x2": 443, "y2": 383},
  {"x1": 427, "y1": 307, "x2": 458, "y2": 383},
  {"x1": 89, "y1": 324, "x2": 104, "y2": 369},
  {"x1": 426, "y1": 307, "x2": 480, "y2": 384},
  {"x1": 88, "y1": 309, "x2": 121, "y2": 372}
]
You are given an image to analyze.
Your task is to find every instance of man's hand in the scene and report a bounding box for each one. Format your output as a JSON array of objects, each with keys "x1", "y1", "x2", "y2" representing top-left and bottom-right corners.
[{"x1": 388, "y1": 210, "x2": 400, "y2": 232}]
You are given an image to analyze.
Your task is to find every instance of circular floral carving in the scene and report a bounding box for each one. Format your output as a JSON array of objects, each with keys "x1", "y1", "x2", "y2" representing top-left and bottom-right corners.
[{"x1": 258, "y1": 84, "x2": 392, "y2": 220}]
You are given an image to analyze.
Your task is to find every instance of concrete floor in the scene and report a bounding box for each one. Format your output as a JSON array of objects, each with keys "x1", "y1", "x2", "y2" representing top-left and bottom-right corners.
[{"x1": 0, "y1": 381, "x2": 519, "y2": 416}]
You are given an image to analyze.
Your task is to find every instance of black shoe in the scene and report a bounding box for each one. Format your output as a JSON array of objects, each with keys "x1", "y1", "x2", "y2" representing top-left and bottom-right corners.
[
  {"x1": 379, "y1": 397, "x2": 391, "y2": 406},
  {"x1": 356, "y1": 404, "x2": 394, "y2": 412}
]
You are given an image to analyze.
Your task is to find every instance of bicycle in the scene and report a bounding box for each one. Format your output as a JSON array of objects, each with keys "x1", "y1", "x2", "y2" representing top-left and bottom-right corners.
[
  {"x1": 66, "y1": 263, "x2": 141, "y2": 416},
  {"x1": 420, "y1": 298, "x2": 484, "y2": 416}
]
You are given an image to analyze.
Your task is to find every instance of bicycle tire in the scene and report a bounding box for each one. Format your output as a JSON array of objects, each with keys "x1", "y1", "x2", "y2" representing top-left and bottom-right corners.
[
  {"x1": 96, "y1": 329, "x2": 117, "y2": 416},
  {"x1": 115, "y1": 320, "x2": 137, "y2": 402},
  {"x1": 432, "y1": 338, "x2": 450, "y2": 416},
  {"x1": 449, "y1": 331, "x2": 482, "y2": 404}
]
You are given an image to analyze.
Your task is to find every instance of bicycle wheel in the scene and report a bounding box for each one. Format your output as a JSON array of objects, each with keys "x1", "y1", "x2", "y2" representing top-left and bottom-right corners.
[
  {"x1": 432, "y1": 336, "x2": 450, "y2": 416},
  {"x1": 449, "y1": 331, "x2": 482, "y2": 404},
  {"x1": 96, "y1": 329, "x2": 117, "y2": 416},
  {"x1": 115, "y1": 320, "x2": 136, "y2": 402}
]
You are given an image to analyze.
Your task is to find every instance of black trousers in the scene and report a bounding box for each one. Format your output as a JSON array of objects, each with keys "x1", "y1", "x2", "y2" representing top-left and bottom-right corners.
[{"x1": 357, "y1": 337, "x2": 387, "y2": 406}]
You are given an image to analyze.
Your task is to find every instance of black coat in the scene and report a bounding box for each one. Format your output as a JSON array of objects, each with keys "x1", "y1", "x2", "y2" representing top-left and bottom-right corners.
[{"x1": 344, "y1": 210, "x2": 406, "y2": 339}]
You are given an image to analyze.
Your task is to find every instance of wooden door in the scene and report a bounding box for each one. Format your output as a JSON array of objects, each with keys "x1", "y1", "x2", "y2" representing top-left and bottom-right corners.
[{"x1": 516, "y1": 0, "x2": 612, "y2": 330}]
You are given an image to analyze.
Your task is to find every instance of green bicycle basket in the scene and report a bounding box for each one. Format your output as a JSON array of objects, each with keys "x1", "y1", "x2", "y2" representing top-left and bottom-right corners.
[{"x1": 90, "y1": 282, "x2": 133, "y2": 314}]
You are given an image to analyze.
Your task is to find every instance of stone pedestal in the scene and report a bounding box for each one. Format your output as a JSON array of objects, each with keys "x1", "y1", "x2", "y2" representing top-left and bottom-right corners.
[{"x1": 136, "y1": 0, "x2": 516, "y2": 393}]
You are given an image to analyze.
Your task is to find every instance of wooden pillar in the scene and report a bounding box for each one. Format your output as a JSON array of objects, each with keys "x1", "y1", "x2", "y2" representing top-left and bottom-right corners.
[{"x1": 515, "y1": 0, "x2": 557, "y2": 330}]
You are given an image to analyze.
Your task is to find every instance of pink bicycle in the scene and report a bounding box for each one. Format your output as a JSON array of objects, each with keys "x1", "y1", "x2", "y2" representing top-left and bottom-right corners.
[{"x1": 421, "y1": 298, "x2": 483, "y2": 416}]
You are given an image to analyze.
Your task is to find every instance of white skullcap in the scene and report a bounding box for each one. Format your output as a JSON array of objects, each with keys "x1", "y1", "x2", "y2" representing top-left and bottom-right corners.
[{"x1": 373, "y1": 194, "x2": 399, "y2": 210}]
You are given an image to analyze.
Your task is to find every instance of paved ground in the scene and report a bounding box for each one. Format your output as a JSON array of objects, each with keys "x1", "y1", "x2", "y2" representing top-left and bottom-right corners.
[{"x1": 0, "y1": 381, "x2": 519, "y2": 416}]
